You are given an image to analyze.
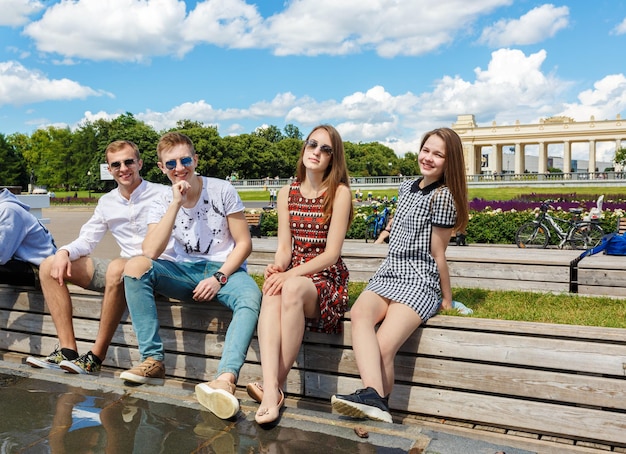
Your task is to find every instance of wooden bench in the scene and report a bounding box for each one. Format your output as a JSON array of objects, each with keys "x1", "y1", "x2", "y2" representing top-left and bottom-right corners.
[
  {"x1": 244, "y1": 211, "x2": 263, "y2": 238},
  {"x1": 248, "y1": 239, "x2": 586, "y2": 293},
  {"x1": 1, "y1": 284, "x2": 625, "y2": 451}
]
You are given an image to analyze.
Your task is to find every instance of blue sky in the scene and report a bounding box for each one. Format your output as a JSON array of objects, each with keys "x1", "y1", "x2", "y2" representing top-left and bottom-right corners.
[{"x1": 1, "y1": 0, "x2": 626, "y2": 162}]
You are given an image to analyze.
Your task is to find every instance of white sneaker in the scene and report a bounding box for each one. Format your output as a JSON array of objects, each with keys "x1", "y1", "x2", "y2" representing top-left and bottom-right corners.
[{"x1": 195, "y1": 380, "x2": 239, "y2": 419}]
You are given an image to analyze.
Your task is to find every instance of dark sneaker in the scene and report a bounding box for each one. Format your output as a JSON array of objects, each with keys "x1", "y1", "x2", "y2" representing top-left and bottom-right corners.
[
  {"x1": 195, "y1": 380, "x2": 240, "y2": 419},
  {"x1": 26, "y1": 347, "x2": 72, "y2": 370},
  {"x1": 59, "y1": 351, "x2": 102, "y2": 375},
  {"x1": 331, "y1": 387, "x2": 393, "y2": 423},
  {"x1": 119, "y1": 358, "x2": 165, "y2": 385}
]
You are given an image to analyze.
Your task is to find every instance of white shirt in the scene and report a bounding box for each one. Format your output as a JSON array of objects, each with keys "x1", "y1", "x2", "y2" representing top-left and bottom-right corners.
[
  {"x1": 60, "y1": 180, "x2": 176, "y2": 261},
  {"x1": 148, "y1": 176, "x2": 244, "y2": 263}
]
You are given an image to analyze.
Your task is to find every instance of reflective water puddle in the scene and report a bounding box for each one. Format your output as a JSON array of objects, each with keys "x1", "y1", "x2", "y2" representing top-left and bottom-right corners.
[{"x1": 0, "y1": 372, "x2": 407, "y2": 453}]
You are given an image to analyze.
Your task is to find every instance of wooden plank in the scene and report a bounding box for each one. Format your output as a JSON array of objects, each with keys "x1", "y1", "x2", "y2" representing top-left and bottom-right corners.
[
  {"x1": 577, "y1": 268, "x2": 626, "y2": 287},
  {"x1": 577, "y1": 285, "x2": 626, "y2": 298},
  {"x1": 304, "y1": 346, "x2": 626, "y2": 409},
  {"x1": 316, "y1": 375, "x2": 626, "y2": 446},
  {"x1": 449, "y1": 262, "x2": 570, "y2": 282},
  {"x1": 423, "y1": 315, "x2": 626, "y2": 342},
  {"x1": 449, "y1": 277, "x2": 570, "y2": 293}
]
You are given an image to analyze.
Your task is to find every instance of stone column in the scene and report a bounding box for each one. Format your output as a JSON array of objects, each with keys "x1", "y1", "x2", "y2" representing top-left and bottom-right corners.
[
  {"x1": 588, "y1": 140, "x2": 596, "y2": 178},
  {"x1": 465, "y1": 143, "x2": 478, "y2": 175},
  {"x1": 563, "y1": 141, "x2": 572, "y2": 174},
  {"x1": 492, "y1": 144, "x2": 502, "y2": 175},
  {"x1": 537, "y1": 142, "x2": 547, "y2": 174},
  {"x1": 514, "y1": 143, "x2": 524, "y2": 175}
]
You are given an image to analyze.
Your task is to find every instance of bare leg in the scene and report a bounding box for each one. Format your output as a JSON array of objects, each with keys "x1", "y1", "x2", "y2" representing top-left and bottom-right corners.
[
  {"x1": 91, "y1": 258, "x2": 128, "y2": 361},
  {"x1": 256, "y1": 276, "x2": 318, "y2": 422},
  {"x1": 373, "y1": 302, "x2": 423, "y2": 396},
  {"x1": 349, "y1": 290, "x2": 389, "y2": 397},
  {"x1": 39, "y1": 256, "x2": 94, "y2": 352}
]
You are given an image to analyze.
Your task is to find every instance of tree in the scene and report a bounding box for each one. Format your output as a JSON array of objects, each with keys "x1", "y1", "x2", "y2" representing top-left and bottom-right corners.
[
  {"x1": 615, "y1": 147, "x2": 626, "y2": 168},
  {"x1": 253, "y1": 125, "x2": 283, "y2": 143},
  {"x1": 283, "y1": 124, "x2": 302, "y2": 140},
  {"x1": 0, "y1": 133, "x2": 27, "y2": 188}
]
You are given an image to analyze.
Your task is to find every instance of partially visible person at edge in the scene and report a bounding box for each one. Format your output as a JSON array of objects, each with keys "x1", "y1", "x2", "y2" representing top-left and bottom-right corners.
[
  {"x1": 120, "y1": 132, "x2": 262, "y2": 421},
  {"x1": 0, "y1": 188, "x2": 57, "y2": 286},
  {"x1": 26, "y1": 140, "x2": 175, "y2": 375},
  {"x1": 246, "y1": 125, "x2": 353, "y2": 425},
  {"x1": 331, "y1": 127, "x2": 469, "y2": 423}
]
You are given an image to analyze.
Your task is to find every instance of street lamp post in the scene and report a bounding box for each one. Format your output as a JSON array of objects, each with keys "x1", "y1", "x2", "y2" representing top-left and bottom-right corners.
[{"x1": 87, "y1": 171, "x2": 91, "y2": 199}]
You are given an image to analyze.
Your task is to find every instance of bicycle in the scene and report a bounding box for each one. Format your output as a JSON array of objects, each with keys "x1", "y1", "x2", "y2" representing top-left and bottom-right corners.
[{"x1": 515, "y1": 201, "x2": 604, "y2": 249}]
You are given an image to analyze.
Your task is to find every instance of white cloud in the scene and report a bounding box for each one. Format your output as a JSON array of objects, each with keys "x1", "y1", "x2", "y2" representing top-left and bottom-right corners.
[
  {"x1": 24, "y1": 0, "x2": 192, "y2": 62},
  {"x1": 479, "y1": 4, "x2": 569, "y2": 47},
  {"x1": 559, "y1": 74, "x2": 626, "y2": 121},
  {"x1": 0, "y1": 61, "x2": 110, "y2": 106},
  {"x1": 0, "y1": 0, "x2": 44, "y2": 26},
  {"x1": 611, "y1": 17, "x2": 626, "y2": 35},
  {"x1": 257, "y1": 0, "x2": 511, "y2": 57},
  {"x1": 21, "y1": 0, "x2": 513, "y2": 61}
]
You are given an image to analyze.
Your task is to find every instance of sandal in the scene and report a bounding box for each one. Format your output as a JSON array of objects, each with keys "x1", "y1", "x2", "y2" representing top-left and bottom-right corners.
[
  {"x1": 246, "y1": 382, "x2": 264, "y2": 403},
  {"x1": 255, "y1": 389, "x2": 284, "y2": 425}
]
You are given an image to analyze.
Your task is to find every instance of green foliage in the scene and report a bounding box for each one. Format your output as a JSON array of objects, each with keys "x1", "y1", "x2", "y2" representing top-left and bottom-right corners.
[
  {"x1": 615, "y1": 147, "x2": 626, "y2": 167},
  {"x1": 260, "y1": 210, "x2": 278, "y2": 236},
  {"x1": 0, "y1": 133, "x2": 27, "y2": 187},
  {"x1": 466, "y1": 210, "x2": 531, "y2": 244}
]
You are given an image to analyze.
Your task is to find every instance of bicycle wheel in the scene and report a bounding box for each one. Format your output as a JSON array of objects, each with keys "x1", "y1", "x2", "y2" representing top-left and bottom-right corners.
[
  {"x1": 569, "y1": 224, "x2": 604, "y2": 250},
  {"x1": 515, "y1": 222, "x2": 549, "y2": 248}
]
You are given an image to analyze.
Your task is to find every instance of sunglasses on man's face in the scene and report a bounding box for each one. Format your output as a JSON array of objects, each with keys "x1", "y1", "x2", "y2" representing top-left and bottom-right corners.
[
  {"x1": 305, "y1": 139, "x2": 333, "y2": 156},
  {"x1": 164, "y1": 156, "x2": 194, "y2": 170},
  {"x1": 109, "y1": 159, "x2": 137, "y2": 169}
]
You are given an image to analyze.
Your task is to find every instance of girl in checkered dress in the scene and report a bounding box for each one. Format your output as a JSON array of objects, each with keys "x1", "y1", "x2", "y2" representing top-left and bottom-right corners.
[
  {"x1": 332, "y1": 127, "x2": 469, "y2": 423},
  {"x1": 251, "y1": 125, "x2": 354, "y2": 425}
]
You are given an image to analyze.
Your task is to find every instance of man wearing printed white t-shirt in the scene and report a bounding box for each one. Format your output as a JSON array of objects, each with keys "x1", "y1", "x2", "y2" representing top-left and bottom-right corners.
[
  {"x1": 120, "y1": 132, "x2": 261, "y2": 421},
  {"x1": 26, "y1": 140, "x2": 175, "y2": 375}
]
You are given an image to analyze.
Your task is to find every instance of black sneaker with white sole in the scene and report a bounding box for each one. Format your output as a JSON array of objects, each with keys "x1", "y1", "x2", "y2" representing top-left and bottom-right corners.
[{"x1": 331, "y1": 387, "x2": 393, "y2": 423}]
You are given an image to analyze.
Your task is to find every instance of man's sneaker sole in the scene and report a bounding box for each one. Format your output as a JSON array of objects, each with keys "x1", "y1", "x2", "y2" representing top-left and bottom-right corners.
[
  {"x1": 25, "y1": 356, "x2": 62, "y2": 370},
  {"x1": 120, "y1": 370, "x2": 164, "y2": 385},
  {"x1": 195, "y1": 383, "x2": 239, "y2": 419},
  {"x1": 331, "y1": 395, "x2": 393, "y2": 423},
  {"x1": 59, "y1": 360, "x2": 92, "y2": 375}
]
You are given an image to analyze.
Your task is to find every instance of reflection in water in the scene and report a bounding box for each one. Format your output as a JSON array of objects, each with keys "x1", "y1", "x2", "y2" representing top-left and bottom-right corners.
[{"x1": 0, "y1": 374, "x2": 404, "y2": 453}]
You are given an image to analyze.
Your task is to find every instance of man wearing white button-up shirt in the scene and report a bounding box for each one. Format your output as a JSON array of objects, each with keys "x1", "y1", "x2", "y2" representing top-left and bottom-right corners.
[{"x1": 26, "y1": 140, "x2": 175, "y2": 375}]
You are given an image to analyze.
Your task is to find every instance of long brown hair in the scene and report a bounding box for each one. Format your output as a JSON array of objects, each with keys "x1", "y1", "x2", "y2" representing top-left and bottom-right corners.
[
  {"x1": 296, "y1": 125, "x2": 354, "y2": 226},
  {"x1": 420, "y1": 128, "x2": 469, "y2": 231}
]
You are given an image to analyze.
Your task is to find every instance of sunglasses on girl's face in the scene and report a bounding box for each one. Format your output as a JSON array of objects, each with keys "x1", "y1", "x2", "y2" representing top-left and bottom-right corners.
[
  {"x1": 109, "y1": 159, "x2": 137, "y2": 169},
  {"x1": 305, "y1": 139, "x2": 333, "y2": 155},
  {"x1": 164, "y1": 156, "x2": 193, "y2": 170}
]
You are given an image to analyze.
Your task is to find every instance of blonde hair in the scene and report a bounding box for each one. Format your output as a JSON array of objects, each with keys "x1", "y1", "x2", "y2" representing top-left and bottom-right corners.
[
  {"x1": 156, "y1": 132, "x2": 195, "y2": 161},
  {"x1": 296, "y1": 125, "x2": 354, "y2": 225},
  {"x1": 105, "y1": 140, "x2": 140, "y2": 163}
]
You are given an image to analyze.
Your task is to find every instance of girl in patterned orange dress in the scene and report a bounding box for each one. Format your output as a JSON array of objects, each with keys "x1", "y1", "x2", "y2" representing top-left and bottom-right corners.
[{"x1": 250, "y1": 125, "x2": 354, "y2": 425}]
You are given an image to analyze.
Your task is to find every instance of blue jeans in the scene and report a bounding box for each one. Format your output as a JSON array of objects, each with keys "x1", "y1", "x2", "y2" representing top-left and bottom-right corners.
[{"x1": 123, "y1": 259, "x2": 261, "y2": 380}]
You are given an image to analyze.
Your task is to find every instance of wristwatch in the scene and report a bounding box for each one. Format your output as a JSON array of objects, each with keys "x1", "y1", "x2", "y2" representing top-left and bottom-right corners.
[{"x1": 213, "y1": 271, "x2": 228, "y2": 286}]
